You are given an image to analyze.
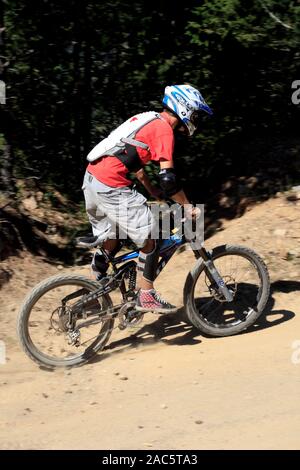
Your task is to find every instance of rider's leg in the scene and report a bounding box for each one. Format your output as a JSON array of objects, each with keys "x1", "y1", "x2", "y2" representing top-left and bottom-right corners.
[
  {"x1": 136, "y1": 239, "x2": 177, "y2": 313},
  {"x1": 84, "y1": 178, "x2": 175, "y2": 309},
  {"x1": 103, "y1": 238, "x2": 119, "y2": 254},
  {"x1": 91, "y1": 239, "x2": 120, "y2": 281},
  {"x1": 138, "y1": 239, "x2": 158, "y2": 290},
  {"x1": 82, "y1": 172, "x2": 118, "y2": 280}
]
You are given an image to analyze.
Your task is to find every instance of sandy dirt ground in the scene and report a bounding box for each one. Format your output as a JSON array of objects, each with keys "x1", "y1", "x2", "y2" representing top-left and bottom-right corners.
[{"x1": 1, "y1": 194, "x2": 300, "y2": 450}]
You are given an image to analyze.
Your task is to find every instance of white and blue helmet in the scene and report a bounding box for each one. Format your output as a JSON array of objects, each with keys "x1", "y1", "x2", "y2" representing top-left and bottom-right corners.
[{"x1": 163, "y1": 84, "x2": 213, "y2": 136}]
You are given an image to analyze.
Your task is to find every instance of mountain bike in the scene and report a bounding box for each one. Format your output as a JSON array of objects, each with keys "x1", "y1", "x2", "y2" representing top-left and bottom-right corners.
[{"x1": 17, "y1": 203, "x2": 270, "y2": 368}]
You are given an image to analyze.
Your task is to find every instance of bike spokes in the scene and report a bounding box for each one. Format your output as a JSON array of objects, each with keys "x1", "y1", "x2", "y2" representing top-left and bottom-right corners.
[
  {"x1": 27, "y1": 283, "x2": 112, "y2": 361},
  {"x1": 194, "y1": 254, "x2": 263, "y2": 329}
]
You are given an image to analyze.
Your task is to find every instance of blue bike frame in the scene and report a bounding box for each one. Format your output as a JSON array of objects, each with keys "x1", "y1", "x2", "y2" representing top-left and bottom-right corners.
[
  {"x1": 110, "y1": 232, "x2": 233, "y2": 302},
  {"x1": 113, "y1": 232, "x2": 184, "y2": 277}
]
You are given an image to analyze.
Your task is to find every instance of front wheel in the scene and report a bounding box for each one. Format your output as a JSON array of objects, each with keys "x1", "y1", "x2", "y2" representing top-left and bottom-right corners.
[
  {"x1": 184, "y1": 245, "x2": 270, "y2": 337},
  {"x1": 17, "y1": 274, "x2": 114, "y2": 368}
]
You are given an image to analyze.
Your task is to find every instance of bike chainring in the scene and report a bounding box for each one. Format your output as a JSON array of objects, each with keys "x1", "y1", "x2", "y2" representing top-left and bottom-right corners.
[{"x1": 117, "y1": 302, "x2": 144, "y2": 330}]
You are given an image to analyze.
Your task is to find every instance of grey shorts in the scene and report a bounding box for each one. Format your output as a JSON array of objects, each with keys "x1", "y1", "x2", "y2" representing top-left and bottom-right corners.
[{"x1": 82, "y1": 171, "x2": 154, "y2": 248}]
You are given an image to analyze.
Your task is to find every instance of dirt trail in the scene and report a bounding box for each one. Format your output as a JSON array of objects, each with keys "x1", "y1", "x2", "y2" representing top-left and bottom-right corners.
[{"x1": 1, "y1": 194, "x2": 300, "y2": 450}]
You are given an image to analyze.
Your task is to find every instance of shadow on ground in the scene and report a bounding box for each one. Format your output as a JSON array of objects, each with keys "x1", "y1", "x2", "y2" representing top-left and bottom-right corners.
[{"x1": 89, "y1": 280, "x2": 299, "y2": 364}]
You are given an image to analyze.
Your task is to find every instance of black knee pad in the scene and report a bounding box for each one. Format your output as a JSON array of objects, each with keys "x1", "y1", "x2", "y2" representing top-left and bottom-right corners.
[{"x1": 137, "y1": 241, "x2": 160, "y2": 282}]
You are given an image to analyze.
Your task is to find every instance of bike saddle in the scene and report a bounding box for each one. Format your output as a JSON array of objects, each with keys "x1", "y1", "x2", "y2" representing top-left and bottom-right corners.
[{"x1": 75, "y1": 234, "x2": 103, "y2": 248}]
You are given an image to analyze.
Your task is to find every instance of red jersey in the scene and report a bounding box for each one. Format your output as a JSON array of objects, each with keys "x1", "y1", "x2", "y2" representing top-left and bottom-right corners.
[{"x1": 87, "y1": 113, "x2": 174, "y2": 187}]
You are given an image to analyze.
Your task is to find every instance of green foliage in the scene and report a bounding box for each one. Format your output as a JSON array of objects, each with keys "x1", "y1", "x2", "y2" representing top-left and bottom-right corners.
[
  {"x1": 0, "y1": 133, "x2": 4, "y2": 153},
  {"x1": 1, "y1": 0, "x2": 300, "y2": 203}
]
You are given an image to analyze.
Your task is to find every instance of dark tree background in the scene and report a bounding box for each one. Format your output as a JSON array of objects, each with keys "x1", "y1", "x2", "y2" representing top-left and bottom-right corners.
[{"x1": 1, "y1": 0, "x2": 300, "y2": 204}]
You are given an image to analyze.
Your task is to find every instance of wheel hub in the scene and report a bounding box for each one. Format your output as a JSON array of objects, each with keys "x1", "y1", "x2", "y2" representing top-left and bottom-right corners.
[{"x1": 209, "y1": 275, "x2": 237, "y2": 302}]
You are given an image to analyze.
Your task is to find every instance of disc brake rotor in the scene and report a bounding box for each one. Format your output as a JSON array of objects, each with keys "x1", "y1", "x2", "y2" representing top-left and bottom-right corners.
[
  {"x1": 207, "y1": 275, "x2": 237, "y2": 302},
  {"x1": 50, "y1": 305, "x2": 72, "y2": 332}
]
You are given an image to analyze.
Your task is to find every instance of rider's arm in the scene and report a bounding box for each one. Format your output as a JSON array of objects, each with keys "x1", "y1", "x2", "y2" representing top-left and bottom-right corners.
[
  {"x1": 135, "y1": 168, "x2": 162, "y2": 199},
  {"x1": 159, "y1": 161, "x2": 190, "y2": 205},
  {"x1": 159, "y1": 161, "x2": 199, "y2": 218}
]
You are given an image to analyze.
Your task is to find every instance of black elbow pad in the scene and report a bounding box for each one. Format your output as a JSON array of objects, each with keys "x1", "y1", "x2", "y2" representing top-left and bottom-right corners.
[{"x1": 159, "y1": 168, "x2": 182, "y2": 197}]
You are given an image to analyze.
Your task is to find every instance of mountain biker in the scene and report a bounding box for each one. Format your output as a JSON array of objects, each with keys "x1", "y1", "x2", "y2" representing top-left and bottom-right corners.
[{"x1": 82, "y1": 84, "x2": 213, "y2": 313}]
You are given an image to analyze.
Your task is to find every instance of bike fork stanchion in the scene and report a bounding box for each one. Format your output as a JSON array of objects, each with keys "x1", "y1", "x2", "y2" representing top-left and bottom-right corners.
[{"x1": 195, "y1": 246, "x2": 234, "y2": 303}]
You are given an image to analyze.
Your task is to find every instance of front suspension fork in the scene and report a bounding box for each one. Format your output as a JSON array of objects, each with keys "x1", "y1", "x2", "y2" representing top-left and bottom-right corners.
[{"x1": 194, "y1": 246, "x2": 234, "y2": 302}]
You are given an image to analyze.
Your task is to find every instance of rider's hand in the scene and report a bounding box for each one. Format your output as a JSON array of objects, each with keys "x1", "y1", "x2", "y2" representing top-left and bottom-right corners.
[{"x1": 185, "y1": 205, "x2": 201, "y2": 220}]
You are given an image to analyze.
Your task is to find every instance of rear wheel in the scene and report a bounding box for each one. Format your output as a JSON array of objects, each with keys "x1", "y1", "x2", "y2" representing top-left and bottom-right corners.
[
  {"x1": 17, "y1": 274, "x2": 114, "y2": 368},
  {"x1": 184, "y1": 245, "x2": 270, "y2": 337}
]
